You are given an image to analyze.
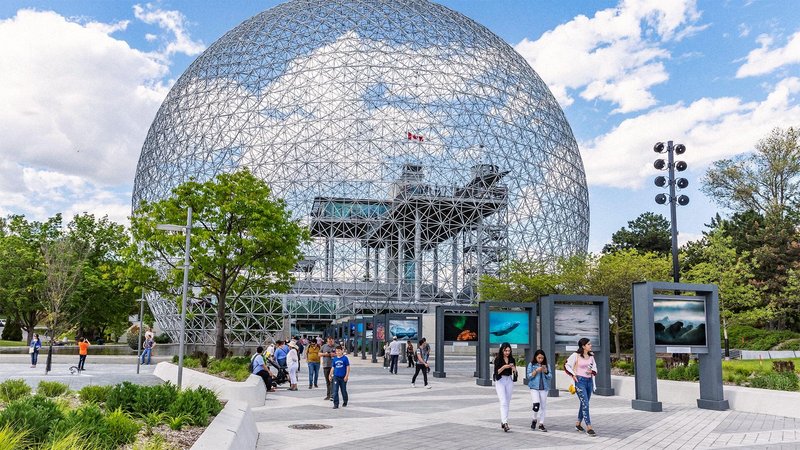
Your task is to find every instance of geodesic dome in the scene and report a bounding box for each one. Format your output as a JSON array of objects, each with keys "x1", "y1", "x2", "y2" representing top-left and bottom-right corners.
[{"x1": 133, "y1": 0, "x2": 589, "y2": 344}]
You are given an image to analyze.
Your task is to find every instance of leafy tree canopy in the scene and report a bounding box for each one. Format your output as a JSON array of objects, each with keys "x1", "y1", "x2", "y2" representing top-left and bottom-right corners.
[
  {"x1": 127, "y1": 169, "x2": 310, "y2": 358},
  {"x1": 602, "y1": 212, "x2": 671, "y2": 254}
]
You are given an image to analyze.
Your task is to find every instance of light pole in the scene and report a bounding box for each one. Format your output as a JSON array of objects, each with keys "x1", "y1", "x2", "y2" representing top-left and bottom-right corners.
[
  {"x1": 136, "y1": 291, "x2": 145, "y2": 374},
  {"x1": 653, "y1": 141, "x2": 689, "y2": 283},
  {"x1": 156, "y1": 206, "x2": 192, "y2": 389}
]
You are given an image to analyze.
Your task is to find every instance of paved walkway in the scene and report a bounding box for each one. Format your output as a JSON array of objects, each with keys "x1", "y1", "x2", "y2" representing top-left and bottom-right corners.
[
  {"x1": 254, "y1": 355, "x2": 800, "y2": 449},
  {"x1": 2, "y1": 355, "x2": 164, "y2": 390}
]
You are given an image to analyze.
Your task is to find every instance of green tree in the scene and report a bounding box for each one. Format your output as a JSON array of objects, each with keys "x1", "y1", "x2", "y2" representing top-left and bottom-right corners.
[
  {"x1": 480, "y1": 260, "x2": 560, "y2": 302},
  {"x1": 127, "y1": 170, "x2": 309, "y2": 359},
  {"x1": 683, "y1": 230, "x2": 760, "y2": 329},
  {"x1": 702, "y1": 127, "x2": 800, "y2": 218},
  {"x1": 589, "y1": 249, "x2": 671, "y2": 358},
  {"x1": 602, "y1": 212, "x2": 671, "y2": 254},
  {"x1": 67, "y1": 214, "x2": 138, "y2": 340},
  {"x1": 0, "y1": 215, "x2": 61, "y2": 344}
]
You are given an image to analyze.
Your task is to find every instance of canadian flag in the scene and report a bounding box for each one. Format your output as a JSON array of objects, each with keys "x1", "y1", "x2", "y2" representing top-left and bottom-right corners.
[{"x1": 407, "y1": 132, "x2": 424, "y2": 142}]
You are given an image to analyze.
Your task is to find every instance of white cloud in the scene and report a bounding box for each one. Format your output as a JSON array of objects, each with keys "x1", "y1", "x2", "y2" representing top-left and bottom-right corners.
[
  {"x1": 133, "y1": 3, "x2": 205, "y2": 59},
  {"x1": 0, "y1": 8, "x2": 204, "y2": 223},
  {"x1": 581, "y1": 77, "x2": 800, "y2": 188},
  {"x1": 514, "y1": 0, "x2": 702, "y2": 113},
  {"x1": 737, "y1": 30, "x2": 800, "y2": 78}
]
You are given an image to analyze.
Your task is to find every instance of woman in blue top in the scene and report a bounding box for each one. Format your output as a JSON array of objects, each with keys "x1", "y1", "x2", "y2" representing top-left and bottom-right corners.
[
  {"x1": 30, "y1": 333, "x2": 42, "y2": 368},
  {"x1": 527, "y1": 349, "x2": 551, "y2": 432}
]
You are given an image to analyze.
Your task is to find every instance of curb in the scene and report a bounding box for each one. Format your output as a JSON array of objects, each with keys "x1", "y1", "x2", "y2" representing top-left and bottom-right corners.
[{"x1": 191, "y1": 400, "x2": 257, "y2": 450}]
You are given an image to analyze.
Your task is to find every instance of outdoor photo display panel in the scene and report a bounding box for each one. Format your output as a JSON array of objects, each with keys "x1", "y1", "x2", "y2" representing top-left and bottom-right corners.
[
  {"x1": 554, "y1": 304, "x2": 600, "y2": 348},
  {"x1": 389, "y1": 319, "x2": 419, "y2": 340},
  {"x1": 653, "y1": 298, "x2": 707, "y2": 347},
  {"x1": 443, "y1": 314, "x2": 478, "y2": 342},
  {"x1": 488, "y1": 311, "x2": 530, "y2": 345}
]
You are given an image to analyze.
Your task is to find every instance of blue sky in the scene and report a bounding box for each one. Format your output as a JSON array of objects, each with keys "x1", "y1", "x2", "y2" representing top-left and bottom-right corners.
[{"x1": 1, "y1": 0, "x2": 799, "y2": 252}]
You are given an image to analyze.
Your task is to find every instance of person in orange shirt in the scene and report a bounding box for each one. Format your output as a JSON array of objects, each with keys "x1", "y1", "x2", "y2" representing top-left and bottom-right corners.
[{"x1": 77, "y1": 337, "x2": 90, "y2": 371}]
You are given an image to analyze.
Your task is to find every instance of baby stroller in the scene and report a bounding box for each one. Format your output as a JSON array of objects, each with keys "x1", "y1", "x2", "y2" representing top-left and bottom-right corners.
[{"x1": 267, "y1": 357, "x2": 289, "y2": 388}]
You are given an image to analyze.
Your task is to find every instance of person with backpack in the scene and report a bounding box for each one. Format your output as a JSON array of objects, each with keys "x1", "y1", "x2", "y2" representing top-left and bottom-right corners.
[
  {"x1": 527, "y1": 349, "x2": 551, "y2": 432},
  {"x1": 565, "y1": 338, "x2": 598, "y2": 437},
  {"x1": 251, "y1": 346, "x2": 275, "y2": 394},
  {"x1": 274, "y1": 340, "x2": 288, "y2": 368}
]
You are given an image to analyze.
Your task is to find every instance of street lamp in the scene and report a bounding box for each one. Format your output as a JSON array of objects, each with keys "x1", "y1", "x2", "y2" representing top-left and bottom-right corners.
[
  {"x1": 136, "y1": 291, "x2": 145, "y2": 374},
  {"x1": 653, "y1": 141, "x2": 689, "y2": 283},
  {"x1": 156, "y1": 206, "x2": 192, "y2": 389}
]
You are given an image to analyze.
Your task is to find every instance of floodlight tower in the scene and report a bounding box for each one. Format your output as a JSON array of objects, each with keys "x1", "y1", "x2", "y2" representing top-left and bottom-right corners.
[{"x1": 653, "y1": 141, "x2": 689, "y2": 283}]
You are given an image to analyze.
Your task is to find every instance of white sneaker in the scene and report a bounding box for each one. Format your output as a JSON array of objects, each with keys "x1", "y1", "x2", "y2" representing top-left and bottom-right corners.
[
  {"x1": 411, "y1": 383, "x2": 415, "y2": 388},
  {"x1": 426, "y1": 385, "x2": 432, "y2": 389}
]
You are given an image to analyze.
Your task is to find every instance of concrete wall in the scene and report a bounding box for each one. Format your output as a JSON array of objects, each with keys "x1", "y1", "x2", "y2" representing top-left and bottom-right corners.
[
  {"x1": 191, "y1": 400, "x2": 257, "y2": 450},
  {"x1": 153, "y1": 362, "x2": 266, "y2": 408},
  {"x1": 554, "y1": 371, "x2": 800, "y2": 418}
]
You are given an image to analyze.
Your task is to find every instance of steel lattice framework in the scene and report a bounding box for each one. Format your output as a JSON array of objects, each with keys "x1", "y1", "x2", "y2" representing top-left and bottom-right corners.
[{"x1": 132, "y1": 0, "x2": 589, "y2": 345}]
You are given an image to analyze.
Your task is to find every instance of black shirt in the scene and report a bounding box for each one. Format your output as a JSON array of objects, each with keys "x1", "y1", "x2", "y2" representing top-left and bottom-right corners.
[{"x1": 494, "y1": 356, "x2": 516, "y2": 378}]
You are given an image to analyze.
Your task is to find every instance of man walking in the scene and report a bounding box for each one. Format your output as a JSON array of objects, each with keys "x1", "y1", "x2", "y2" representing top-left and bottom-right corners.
[
  {"x1": 411, "y1": 338, "x2": 431, "y2": 389},
  {"x1": 321, "y1": 336, "x2": 336, "y2": 401},
  {"x1": 329, "y1": 346, "x2": 350, "y2": 409},
  {"x1": 388, "y1": 336, "x2": 402, "y2": 374}
]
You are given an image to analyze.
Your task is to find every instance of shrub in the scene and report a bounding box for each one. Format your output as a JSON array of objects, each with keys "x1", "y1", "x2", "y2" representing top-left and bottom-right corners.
[
  {"x1": 36, "y1": 381, "x2": 69, "y2": 398},
  {"x1": 195, "y1": 386, "x2": 223, "y2": 416},
  {"x1": 750, "y1": 372, "x2": 799, "y2": 391},
  {"x1": 52, "y1": 403, "x2": 105, "y2": 438},
  {"x1": 656, "y1": 368, "x2": 669, "y2": 379},
  {"x1": 39, "y1": 430, "x2": 101, "y2": 450},
  {"x1": 104, "y1": 409, "x2": 141, "y2": 447},
  {"x1": 167, "y1": 414, "x2": 191, "y2": 431},
  {"x1": 127, "y1": 325, "x2": 145, "y2": 350},
  {"x1": 106, "y1": 382, "x2": 142, "y2": 413},
  {"x1": 168, "y1": 387, "x2": 221, "y2": 426},
  {"x1": 0, "y1": 395, "x2": 63, "y2": 444},
  {"x1": 132, "y1": 433, "x2": 173, "y2": 450},
  {"x1": 133, "y1": 383, "x2": 179, "y2": 416},
  {"x1": 0, "y1": 321, "x2": 22, "y2": 342},
  {"x1": 0, "y1": 379, "x2": 31, "y2": 403},
  {"x1": 78, "y1": 385, "x2": 113, "y2": 404},
  {"x1": 726, "y1": 325, "x2": 800, "y2": 350},
  {"x1": 154, "y1": 333, "x2": 171, "y2": 344}
]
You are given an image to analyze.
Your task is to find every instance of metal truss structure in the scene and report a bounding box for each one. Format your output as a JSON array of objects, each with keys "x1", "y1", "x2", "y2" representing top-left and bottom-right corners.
[{"x1": 132, "y1": 0, "x2": 589, "y2": 345}]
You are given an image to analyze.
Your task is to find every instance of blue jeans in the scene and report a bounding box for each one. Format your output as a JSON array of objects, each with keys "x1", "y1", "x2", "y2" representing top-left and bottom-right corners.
[
  {"x1": 575, "y1": 376, "x2": 593, "y2": 425},
  {"x1": 31, "y1": 349, "x2": 39, "y2": 366},
  {"x1": 308, "y1": 362, "x2": 320, "y2": 386},
  {"x1": 332, "y1": 376, "x2": 348, "y2": 406},
  {"x1": 389, "y1": 355, "x2": 399, "y2": 374},
  {"x1": 141, "y1": 348, "x2": 152, "y2": 365}
]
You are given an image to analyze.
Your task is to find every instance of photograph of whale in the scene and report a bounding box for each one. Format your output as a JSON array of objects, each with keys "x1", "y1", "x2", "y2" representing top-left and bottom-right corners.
[
  {"x1": 389, "y1": 319, "x2": 419, "y2": 340},
  {"x1": 489, "y1": 311, "x2": 529, "y2": 345},
  {"x1": 653, "y1": 299, "x2": 707, "y2": 347},
  {"x1": 490, "y1": 321, "x2": 520, "y2": 336},
  {"x1": 554, "y1": 305, "x2": 600, "y2": 347}
]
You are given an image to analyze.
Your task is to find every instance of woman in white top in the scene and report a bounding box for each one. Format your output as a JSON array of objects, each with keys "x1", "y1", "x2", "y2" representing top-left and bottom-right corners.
[
  {"x1": 287, "y1": 341, "x2": 300, "y2": 391},
  {"x1": 564, "y1": 338, "x2": 597, "y2": 436}
]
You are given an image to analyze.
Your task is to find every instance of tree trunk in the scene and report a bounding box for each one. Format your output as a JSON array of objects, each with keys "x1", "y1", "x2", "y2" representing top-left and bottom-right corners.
[
  {"x1": 214, "y1": 290, "x2": 227, "y2": 360},
  {"x1": 614, "y1": 323, "x2": 621, "y2": 360}
]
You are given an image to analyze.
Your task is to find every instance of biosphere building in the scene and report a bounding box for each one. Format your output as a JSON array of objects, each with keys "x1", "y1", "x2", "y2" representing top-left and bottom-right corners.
[{"x1": 132, "y1": 0, "x2": 589, "y2": 345}]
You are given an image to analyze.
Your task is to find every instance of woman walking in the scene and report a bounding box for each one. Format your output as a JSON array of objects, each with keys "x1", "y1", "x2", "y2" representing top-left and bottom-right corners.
[
  {"x1": 565, "y1": 338, "x2": 598, "y2": 436},
  {"x1": 307, "y1": 339, "x2": 321, "y2": 389},
  {"x1": 30, "y1": 333, "x2": 42, "y2": 368},
  {"x1": 494, "y1": 342, "x2": 517, "y2": 432},
  {"x1": 405, "y1": 341, "x2": 414, "y2": 368},
  {"x1": 527, "y1": 349, "x2": 551, "y2": 432},
  {"x1": 287, "y1": 341, "x2": 300, "y2": 391}
]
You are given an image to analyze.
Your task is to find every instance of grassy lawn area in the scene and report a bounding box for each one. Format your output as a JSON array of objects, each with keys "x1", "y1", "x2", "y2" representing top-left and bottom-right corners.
[{"x1": 0, "y1": 340, "x2": 25, "y2": 347}]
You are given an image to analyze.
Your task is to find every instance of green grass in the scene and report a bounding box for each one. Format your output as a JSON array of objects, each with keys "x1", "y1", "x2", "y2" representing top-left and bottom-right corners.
[{"x1": 0, "y1": 340, "x2": 25, "y2": 347}]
